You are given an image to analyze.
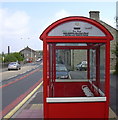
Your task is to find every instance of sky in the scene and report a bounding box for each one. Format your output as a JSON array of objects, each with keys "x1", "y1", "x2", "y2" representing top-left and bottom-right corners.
[{"x1": 0, "y1": 1, "x2": 117, "y2": 53}]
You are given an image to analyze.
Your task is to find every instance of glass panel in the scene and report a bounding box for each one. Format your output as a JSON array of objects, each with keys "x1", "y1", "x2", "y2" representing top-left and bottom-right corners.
[
  {"x1": 55, "y1": 43, "x2": 88, "y2": 97},
  {"x1": 99, "y1": 44, "x2": 106, "y2": 94},
  {"x1": 90, "y1": 49, "x2": 96, "y2": 80},
  {"x1": 48, "y1": 43, "x2": 56, "y2": 97},
  {"x1": 48, "y1": 43, "x2": 106, "y2": 98},
  {"x1": 56, "y1": 44, "x2": 87, "y2": 80},
  {"x1": 89, "y1": 44, "x2": 106, "y2": 97},
  {"x1": 48, "y1": 44, "x2": 53, "y2": 97}
]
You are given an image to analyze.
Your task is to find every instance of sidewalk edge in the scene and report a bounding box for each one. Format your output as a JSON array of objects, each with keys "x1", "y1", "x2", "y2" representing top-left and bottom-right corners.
[{"x1": 3, "y1": 81, "x2": 43, "y2": 119}]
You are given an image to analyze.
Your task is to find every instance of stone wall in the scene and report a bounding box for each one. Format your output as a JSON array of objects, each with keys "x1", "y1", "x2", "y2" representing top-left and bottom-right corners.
[
  {"x1": 100, "y1": 21, "x2": 118, "y2": 70},
  {"x1": 89, "y1": 11, "x2": 118, "y2": 70}
]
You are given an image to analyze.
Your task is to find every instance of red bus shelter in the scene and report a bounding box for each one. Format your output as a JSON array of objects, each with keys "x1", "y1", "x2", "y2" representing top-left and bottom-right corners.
[{"x1": 40, "y1": 16, "x2": 113, "y2": 118}]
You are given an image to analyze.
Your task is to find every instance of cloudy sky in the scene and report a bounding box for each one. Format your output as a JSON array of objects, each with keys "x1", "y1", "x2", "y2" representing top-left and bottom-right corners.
[{"x1": 0, "y1": 1, "x2": 117, "y2": 53}]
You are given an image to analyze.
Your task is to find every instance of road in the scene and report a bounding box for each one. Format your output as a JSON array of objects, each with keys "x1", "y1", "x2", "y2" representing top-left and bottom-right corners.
[
  {"x1": 0, "y1": 62, "x2": 43, "y2": 117},
  {"x1": 0, "y1": 63, "x2": 39, "y2": 81},
  {"x1": 110, "y1": 74, "x2": 118, "y2": 116}
]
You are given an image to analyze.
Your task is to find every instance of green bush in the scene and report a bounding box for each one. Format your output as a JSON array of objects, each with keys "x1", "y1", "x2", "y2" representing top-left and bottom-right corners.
[
  {"x1": 4, "y1": 52, "x2": 24, "y2": 63},
  {"x1": 4, "y1": 54, "x2": 17, "y2": 62},
  {"x1": 12, "y1": 52, "x2": 24, "y2": 61},
  {"x1": 0, "y1": 54, "x2": 2, "y2": 63}
]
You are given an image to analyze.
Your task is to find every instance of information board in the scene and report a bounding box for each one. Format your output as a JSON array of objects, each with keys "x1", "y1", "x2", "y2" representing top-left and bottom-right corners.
[{"x1": 48, "y1": 21, "x2": 105, "y2": 36}]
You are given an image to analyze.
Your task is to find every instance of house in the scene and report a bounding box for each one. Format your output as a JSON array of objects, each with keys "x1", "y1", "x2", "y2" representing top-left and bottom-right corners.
[
  {"x1": 89, "y1": 11, "x2": 118, "y2": 70},
  {"x1": 20, "y1": 46, "x2": 40, "y2": 62},
  {"x1": 58, "y1": 11, "x2": 118, "y2": 70}
]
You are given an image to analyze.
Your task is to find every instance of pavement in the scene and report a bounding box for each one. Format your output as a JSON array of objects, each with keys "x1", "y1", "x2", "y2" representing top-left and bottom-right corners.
[{"x1": 12, "y1": 85, "x2": 43, "y2": 119}]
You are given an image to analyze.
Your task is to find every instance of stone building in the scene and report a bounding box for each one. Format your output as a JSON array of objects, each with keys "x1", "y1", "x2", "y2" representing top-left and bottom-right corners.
[
  {"x1": 71, "y1": 49, "x2": 87, "y2": 70},
  {"x1": 89, "y1": 11, "x2": 118, "y2": 70},
  {"x1": 57, "y1": 11, "x2": 118, "y2": 70},
  {"x1": 20, "y1": 46, "x2": 40, "y2": 62}
]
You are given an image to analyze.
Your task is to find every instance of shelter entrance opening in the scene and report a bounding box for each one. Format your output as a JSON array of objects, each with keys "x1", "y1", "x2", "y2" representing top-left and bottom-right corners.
[{"x1": 48, "y1": 43, "x2": 106, "y2": 98}]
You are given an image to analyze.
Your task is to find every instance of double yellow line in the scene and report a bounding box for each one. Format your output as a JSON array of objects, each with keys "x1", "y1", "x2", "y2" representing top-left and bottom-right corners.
[{"x1": 3, "y1": 81, "x2": 43, "y2": 119}]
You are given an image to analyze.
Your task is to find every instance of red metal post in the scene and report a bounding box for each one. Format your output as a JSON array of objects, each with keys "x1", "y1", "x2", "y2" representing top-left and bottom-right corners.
[
  {"x1": 43, "y1": 41, "x2": 48, "y2": 118},
  {"x1": 105, "y1": 41, "x2": 110, "y2": 118},
  {"x1": 87, "y1": 49, "x2": 90, "y2": 79},
  {"x1": 56, "y1": 46, "x2": 97, "y2": 50}
]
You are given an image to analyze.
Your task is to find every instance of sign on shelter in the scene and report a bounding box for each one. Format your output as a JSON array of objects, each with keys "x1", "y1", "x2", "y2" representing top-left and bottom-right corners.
[{"x1": 48, "y1": 21, "x2": 105, "y2": 36}]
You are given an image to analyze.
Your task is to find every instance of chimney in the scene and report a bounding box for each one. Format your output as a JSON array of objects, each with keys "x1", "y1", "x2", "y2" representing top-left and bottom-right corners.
[
  {"x1": 89, "y1": 11, "x2": 100, "y2": 21},
  {"x1": 8, "y1": 46, "x2": 10, "y2": 54}
]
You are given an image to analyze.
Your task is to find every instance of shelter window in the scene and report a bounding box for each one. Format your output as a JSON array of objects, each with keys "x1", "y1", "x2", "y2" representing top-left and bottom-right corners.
[{"x1": 48, "y1": 43, "x2": 106, "y2": 99}]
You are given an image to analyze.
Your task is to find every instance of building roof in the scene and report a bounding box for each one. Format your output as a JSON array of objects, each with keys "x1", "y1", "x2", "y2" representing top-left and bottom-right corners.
[
  {"x1": 100, "y1": 20, "x2": 118, "y2": 32},
  {"x1": 88, "y1": 11, "x2": 118, "y2": 32},
  {"x1": 20, "y1": 46, "x2": 36, "y2": 53}
]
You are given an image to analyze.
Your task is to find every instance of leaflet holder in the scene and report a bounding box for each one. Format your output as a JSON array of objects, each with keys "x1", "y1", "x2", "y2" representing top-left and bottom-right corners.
[{"x1": 39, "y1": 16, "x2": 113, "y2": 118}]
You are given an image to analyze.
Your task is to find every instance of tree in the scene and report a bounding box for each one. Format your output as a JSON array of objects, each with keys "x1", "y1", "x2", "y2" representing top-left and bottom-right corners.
[
  {"x1": 0, "y1": 54, "x2": 2, "y2": 63},
  {"x1": 4, "y1": 54, "x2": 17, "y2": 62},
  {"x1": 12, "y1": 52, "x2": 24, "y2": 61},
  {"x1": 4, "y1": 52, "x2": 24, "y2": 63}
]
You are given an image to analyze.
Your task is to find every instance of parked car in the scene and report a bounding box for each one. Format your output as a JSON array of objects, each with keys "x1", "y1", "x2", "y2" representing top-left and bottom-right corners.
[
  {"x1": 56, "y1": 64, "x2": 69, "y2": 79},
  {"x1": 8, "y1": 62, "x2": 21, "y2": 70},
  {"x1": 76, "y1": 61, "x2": 87, "y2": 71},
  {"x1": 36, "y1": 58, "x2": 42, "y2": 62}
]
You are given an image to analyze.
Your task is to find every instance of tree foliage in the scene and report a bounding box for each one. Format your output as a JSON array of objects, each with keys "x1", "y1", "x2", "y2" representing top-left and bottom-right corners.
[
  {"x1": 0, "y1": 54, "x2": 2, "y2": 63},
  {"x1": 4, "y1": 52, "x2": 24, "y2": 63},
  {"x1": 4, "y1": 54, "x2": 17, "y2": 62},
  {"x1": 12, "y1": 52, "x2": 24, "y2": 61}
]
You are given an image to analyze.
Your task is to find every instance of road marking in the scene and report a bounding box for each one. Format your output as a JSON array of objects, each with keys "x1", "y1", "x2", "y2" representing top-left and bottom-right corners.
[
  {"x1": 3, "y1": 79, "x2": 43, "y2": 119},
  {"x1": 1, "y1": 78, "x2": 42, "y2": 117},
  {"x1": 0, "y1": 69, "x2": 40, "y2": 88},
  {"x1": 109, "y1": 107, "x2": 117, "y2": 118},
  {"x1": 69, "y1": 73, "x2": 72, "y2": 79}
]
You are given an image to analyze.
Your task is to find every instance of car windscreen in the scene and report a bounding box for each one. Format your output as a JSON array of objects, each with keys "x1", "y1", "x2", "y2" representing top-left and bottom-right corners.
[
  {"x1": 56, "y1": 66, "x2": 67, "y2": 72},
  {"x1": 9, "y1": 62, "x2": 17, "y2": 65}
]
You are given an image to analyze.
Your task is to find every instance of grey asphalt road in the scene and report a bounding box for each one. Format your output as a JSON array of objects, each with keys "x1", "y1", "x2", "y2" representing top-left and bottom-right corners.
[
  {"x1": 1, "y1": 62, "x2": 43, "y2": 117},
  {"x1": 69, "y1": 70, "x2": 87, "y2": 79},
  {"x1": 1, "y1": 62, "x2": 40, "y2": 81},
  {"x1": 110, "y1": 74, "x2": 118, "y2": 116}
]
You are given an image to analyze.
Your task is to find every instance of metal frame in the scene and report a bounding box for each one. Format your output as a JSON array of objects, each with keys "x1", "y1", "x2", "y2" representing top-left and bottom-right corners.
[{"x1": 47, "y1": 97, "x2": 106, "y2": 103}]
